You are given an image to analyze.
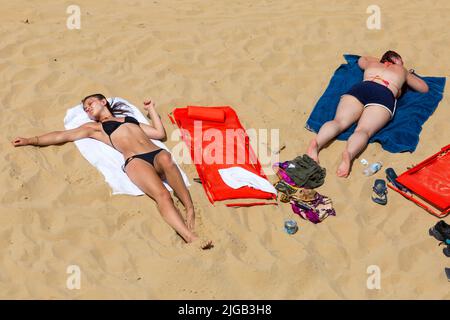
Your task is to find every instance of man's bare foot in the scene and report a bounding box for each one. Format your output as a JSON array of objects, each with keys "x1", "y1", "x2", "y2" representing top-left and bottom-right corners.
[
  {"x1": 189, "y1": 236, "x2": 214, "y2": 250},
  {"x1": 186, "y1": 207, "x2": 195, "y2": 231},
  {"x1": 307, "y1": 139, "x2": 320, "y2": 163},
  {"x1": 336, "y1": 150, "x2": 351, "y2": 178}
]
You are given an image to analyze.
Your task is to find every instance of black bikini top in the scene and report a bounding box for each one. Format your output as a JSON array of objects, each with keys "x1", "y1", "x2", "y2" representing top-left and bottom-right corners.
[
  {"x1": 101, "y1": 116, "x2": 140, "y2": 149},
  {"x1": 102, "y1": 116, "x2": 140, "y2": 136}
]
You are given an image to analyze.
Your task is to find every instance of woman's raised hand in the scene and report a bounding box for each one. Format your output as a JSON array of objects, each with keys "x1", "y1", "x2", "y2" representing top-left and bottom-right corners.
[
  {"x1": 11, "y1": 137, "x2": 31, "y2": 147},
  {"x1": 143, "y1": 99, "x2": 156, "y2": 111}
]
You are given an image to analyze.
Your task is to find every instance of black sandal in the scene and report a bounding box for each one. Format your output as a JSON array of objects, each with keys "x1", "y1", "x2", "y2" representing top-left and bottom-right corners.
[
  {"x1": 385, "y1": 168, "x2": 409, "y2": 193},
  {"x1": 372, "y1": 179, "x2": 388, "y2": 205}
]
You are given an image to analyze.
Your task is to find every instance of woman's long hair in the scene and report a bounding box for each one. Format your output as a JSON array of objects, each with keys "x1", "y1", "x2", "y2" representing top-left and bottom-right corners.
[{"x1": 81, "y1": 93, "x2": 131, "y2": 116}]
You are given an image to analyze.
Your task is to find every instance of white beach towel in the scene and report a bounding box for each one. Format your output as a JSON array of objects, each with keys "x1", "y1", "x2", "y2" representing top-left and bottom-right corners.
[
  {"x1": 218, "y1": 167, "x2": 277, "y2": 195},
  {"x1": 63, "y1": 97, "x2": 190, "y2": 195}
]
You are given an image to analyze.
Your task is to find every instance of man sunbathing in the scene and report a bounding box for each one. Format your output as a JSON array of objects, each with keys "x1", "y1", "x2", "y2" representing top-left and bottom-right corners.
[
  {"x1": 307, "y1": 51, "x2": 429, "y2": 177},
  {"x1": 12, "y1": 94, "x2": 213, "y2": 250}
]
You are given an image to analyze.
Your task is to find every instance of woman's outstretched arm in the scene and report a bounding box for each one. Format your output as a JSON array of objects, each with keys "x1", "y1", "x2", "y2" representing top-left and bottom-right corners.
[
  {"x1": 12, "y1": 123, "x2": 97, "y2": 147},
  {"x1": 139, "y1": 99, "x2": 167, "y2": 141}
]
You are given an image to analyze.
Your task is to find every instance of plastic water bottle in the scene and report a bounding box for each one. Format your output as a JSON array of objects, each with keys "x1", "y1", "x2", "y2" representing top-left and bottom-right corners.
[{"x1": 363, "y1": 161, "x2": 383, "y2": 176}]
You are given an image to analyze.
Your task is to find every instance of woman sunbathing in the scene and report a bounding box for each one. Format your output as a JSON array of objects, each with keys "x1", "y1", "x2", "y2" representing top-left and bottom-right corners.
[
  {"x1": 307, "y1": 51, "x2": 429, "y2": 177},
  {"x1": 12, "y1": 94, "x2": 213, "y2": 249}
]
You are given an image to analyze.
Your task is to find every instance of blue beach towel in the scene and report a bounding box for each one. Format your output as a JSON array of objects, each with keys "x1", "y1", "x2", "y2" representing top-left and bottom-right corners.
[{"x1": 305, "y1": 54, "x2": 446, "y2": 153}]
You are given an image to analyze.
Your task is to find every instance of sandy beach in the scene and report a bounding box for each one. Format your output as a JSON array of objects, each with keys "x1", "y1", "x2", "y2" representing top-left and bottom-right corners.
[{"x1": 1, "y1": 0, "x2": 449, "y2": 299}]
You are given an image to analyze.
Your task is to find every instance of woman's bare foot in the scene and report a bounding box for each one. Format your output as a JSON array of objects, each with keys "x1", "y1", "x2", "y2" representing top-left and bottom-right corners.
[
  {"x1": 189, "y1": 236, "x2": 214, "y2": 250},
  {"x1": 307, "y1": 139, "x2": 320, "y2": 163},
  {"x1": 186, "y1": 207, "x2": 195, "y2": 231},
  {"x1": 336, "y1": 150, "x2": 351, "y2": 178}
]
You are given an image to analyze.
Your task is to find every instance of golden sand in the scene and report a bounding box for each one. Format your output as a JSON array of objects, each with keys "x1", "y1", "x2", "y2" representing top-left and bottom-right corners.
[{"x1": 1, "y1": 0, "x2": 449, "y2": 299}]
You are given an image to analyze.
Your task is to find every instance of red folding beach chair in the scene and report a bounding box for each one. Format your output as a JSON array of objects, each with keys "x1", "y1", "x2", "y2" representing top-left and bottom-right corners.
[
  {"x1": 388, "y1": 144, "x2": 450, "y2": 218},
  {"x1": 168, "y1": 106, "x2": 277, "y2": 207}
]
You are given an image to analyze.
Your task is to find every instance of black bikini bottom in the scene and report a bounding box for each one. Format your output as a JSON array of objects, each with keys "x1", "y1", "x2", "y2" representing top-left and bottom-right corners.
[{"x1": 122, "y1": 149, "x2": 164, "y2": 172}]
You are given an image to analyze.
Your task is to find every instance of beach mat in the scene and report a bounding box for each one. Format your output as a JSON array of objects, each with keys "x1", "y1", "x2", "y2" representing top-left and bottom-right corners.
[
  {"x1": 169, "y1": 106, "x2": 277, "y2": 205},
  {"x1": 306, "y1": 54, "x2": 446, "y2": 153},
  {"x1": 388, "y1": 144, "x2": 450, "y2": 218}
]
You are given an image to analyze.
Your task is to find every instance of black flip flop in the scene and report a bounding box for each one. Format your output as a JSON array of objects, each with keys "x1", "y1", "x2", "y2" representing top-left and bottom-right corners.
[
  {"x1": 385, "y1": 168, "x2": 409, "y2": 192},
  {"x1": 444, "y1": 246, "x2": 450, "y2": 258},
  {"x1": 372, "y1": 179, "x2": 388, "y2": 205}
]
